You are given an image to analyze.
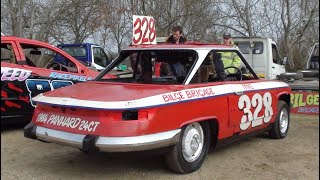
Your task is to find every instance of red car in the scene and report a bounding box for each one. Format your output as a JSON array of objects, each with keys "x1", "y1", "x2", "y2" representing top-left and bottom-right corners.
[
  {"x1": 1, "y1": 36, "x2": 99, "y2": 123},
  {"x1": 24, "y1": 43, "x2": 291, "y2": 173}
]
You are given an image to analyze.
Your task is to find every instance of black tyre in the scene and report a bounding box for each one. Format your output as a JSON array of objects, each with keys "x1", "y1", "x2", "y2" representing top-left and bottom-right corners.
[
  {"x1": 165, "y1": 121, "x2": 210, "y2": 174},
  {"x1": 270, "y1": 101, "x2": 290, "y2": 139},
  {"x1": 289, "y1": 83, "x2": 319, "y2": 91},
  {"x1": 279, "y1": 72, "x2": 303, "y2": 80},
  {"x1": 297, "y1": 70, "x2": 319, "y2": 78}
]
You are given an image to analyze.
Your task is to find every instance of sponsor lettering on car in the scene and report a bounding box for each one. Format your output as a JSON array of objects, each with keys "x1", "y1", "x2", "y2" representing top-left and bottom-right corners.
[
  {"x1": 1, "y1": 67, "x2": 32, "y2": 81},
  {"x1": 36, "y1": 113, "x2": 100, "y2": 132}
]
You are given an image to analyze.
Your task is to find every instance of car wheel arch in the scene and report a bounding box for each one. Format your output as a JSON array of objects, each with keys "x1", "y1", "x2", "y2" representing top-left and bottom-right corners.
[
  {"x1": 277, "y1": 93, "x2": 291, "y2": 107},
  {"x1": 179, "y1": 117, "x2": 219, "y2": 147}
]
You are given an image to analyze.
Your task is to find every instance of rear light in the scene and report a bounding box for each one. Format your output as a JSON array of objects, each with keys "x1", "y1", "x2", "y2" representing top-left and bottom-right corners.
[
  {"x1": 122, "y1": 110, "x2": 138, "y2": 120},
  {"x1": 122, "y1": 110, "x2": 148, "y2": 120}
]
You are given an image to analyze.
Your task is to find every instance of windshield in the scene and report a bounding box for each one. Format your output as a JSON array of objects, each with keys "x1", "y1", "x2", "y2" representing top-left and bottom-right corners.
[
  {"x1": 96, "y1": 49, "x2": 198, "y2": 85},
  {"x1": 61, "y1": 46, "x2": 87, "y2": 57}
]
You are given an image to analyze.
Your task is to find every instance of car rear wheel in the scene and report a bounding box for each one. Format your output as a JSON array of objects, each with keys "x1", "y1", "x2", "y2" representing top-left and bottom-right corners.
[
  {"x1": 270, "y1": 100, "x2": 290, "y2": 139},
  {"x1": 165, "y1": 121, "x2": 210, "y2": 174}
]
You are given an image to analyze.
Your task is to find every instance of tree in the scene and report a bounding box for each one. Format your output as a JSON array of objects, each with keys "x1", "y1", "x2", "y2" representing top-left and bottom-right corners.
[
  {"x1": 1, "y1": 0, "x2": 318, "y2": 67},
  {"x1": 51, "y1": 0, "x2": 102, "y2": 43},
  {"x1": 3, "y1": 0, "x2": 27, "y2": 37},
  {"x1": 275, "y1": 0, "x2": 319, "y2": 70}
]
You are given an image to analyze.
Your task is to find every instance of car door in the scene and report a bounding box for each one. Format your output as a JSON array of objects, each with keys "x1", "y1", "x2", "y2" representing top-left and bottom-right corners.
[
  {"x1": 228, "y1": 80, "x2": 275, "y2": 134},
  {"x1": 222, "y1": 50, "x2": 276, "y2": 134},
  {"x1": 16, "y1": 41, "x2": 94, "y2": 105},
  {"x1": 92, "y1": 45, "x2": 110, "y2": 70},
  {"x1": 1, "y1": 40, "x2": 35, "y2": 118}
]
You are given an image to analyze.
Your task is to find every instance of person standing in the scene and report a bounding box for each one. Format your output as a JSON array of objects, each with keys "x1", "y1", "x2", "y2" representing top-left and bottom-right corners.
[
  {"x1": 165, "y1": 25, "x2": 187, "y2": 44},
  {"x1": 161, "y1": 26, "x2": 187, "y2": 81},
  {"x1": 220, "y1": 32, "x2": 241, "y2": 74}
]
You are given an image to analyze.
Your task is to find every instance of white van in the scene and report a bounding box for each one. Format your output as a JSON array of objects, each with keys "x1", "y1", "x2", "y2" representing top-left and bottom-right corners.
[{"x1": 233, "y1": 37, "x2": 287, "y2": 79}]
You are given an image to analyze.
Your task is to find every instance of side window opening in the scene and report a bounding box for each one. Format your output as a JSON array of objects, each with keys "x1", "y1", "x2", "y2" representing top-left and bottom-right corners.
[
  {"x1": 253, "y1": 42, "x2": 263, "y2": 54},
  {"x1": 20, "y1": 43, "x2": 78, "y2": 73},
  {"x1": 190, "y1": 50, "x2": 257, "y2": 84},
  {"x1": 1, "y1": 43, "x2": 16, "y2": 64},
  {"x1": 235, "y1": 41, "x2": 263, "y2": 54},
  {"x1": 272, "y1": 44, "x2": 281, "y2": 65},
  {"x1": 93, "y1": 47, "x2": 110, "y2": 67},
  {"x1": 236, "y1": 42, "x2": 251, "y2": 54}
]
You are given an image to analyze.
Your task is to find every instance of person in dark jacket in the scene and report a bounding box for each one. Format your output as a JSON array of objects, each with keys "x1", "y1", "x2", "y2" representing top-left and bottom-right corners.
[{"x1": 165, "y1": 25, "x2": 187, "y2": 44}]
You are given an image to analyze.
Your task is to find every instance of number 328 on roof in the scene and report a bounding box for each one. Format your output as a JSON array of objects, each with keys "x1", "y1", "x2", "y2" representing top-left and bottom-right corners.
[{"x1": 132, "y1": 15, "x2": 157, "y2": 45}]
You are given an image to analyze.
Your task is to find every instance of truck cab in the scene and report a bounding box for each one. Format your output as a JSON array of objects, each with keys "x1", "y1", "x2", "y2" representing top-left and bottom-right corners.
[
  {"x1": 233, "y1": 37, "x2": 287, "y2": 79},
  {"x1": 57, "y1": 43, "x2": 111, "y2": 71}
]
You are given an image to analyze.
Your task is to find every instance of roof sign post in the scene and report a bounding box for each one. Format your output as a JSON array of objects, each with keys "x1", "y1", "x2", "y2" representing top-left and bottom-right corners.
[{"x1": 132, "y1": 15, "x2": 157, "y2": 45}]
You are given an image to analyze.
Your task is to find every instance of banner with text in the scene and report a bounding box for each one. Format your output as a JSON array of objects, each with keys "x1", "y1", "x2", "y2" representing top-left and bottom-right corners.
[{"x1": 290, "y1": 91, "x2": 319, "y2": 115}]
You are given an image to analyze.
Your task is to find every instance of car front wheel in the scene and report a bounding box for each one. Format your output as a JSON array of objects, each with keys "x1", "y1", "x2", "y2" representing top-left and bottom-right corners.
[{"x1": 165, "y1": 121, "x2": 210, "y2": 174}]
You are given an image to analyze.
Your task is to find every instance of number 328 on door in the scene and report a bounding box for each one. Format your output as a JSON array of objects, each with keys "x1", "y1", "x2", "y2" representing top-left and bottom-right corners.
[
  {"x1": 238, "y1": 92, "x2": 273, "y2": 130},
  {"x1": 132, "y1": 15, "x2": 156, "y2": 45}
]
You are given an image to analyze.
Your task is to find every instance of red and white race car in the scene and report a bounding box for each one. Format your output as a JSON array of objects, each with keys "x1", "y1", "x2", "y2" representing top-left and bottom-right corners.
[
  {"x1": 24, "y1": 43, "x2": 291, "y2": 173},
  {"x1": 1, "y1": 36, "x2": 100, "y2": 123}
]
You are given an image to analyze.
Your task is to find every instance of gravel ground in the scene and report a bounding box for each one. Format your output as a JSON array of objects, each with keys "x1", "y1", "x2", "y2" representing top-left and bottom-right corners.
[{"x1": 1, "y1": 114, "x2": 319, "y2": 180}]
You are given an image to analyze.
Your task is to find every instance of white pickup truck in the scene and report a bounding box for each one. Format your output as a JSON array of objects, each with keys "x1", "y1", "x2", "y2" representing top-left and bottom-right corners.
[{"x1": 233, "y1": 37, "x2": 287, "y2": 79}]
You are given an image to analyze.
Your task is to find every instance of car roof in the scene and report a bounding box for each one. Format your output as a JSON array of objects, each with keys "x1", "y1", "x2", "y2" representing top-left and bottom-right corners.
[
  {"x1": 1, "y1": 36, "x2": 57, "y2": 46},
  {"x1": 1, "y1": 36, "x2": 97, "y2": 72},
  {"x1": 122, "y1": 42, "x2": 238, "y2": 51}
]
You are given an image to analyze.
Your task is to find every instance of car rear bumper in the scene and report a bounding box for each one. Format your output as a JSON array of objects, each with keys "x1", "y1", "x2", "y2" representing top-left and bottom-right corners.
[{"x1": 24, "y1": 122, "x2": 181, "y2": 152}]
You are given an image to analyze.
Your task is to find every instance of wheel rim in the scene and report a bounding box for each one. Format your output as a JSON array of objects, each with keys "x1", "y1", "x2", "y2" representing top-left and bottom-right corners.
[
  {"x1": 279, "y1": 108, "x2": 289, "y2": 134},
  {"x1": 181, "y1": 122, "x2": 204, "y2": 162}
]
